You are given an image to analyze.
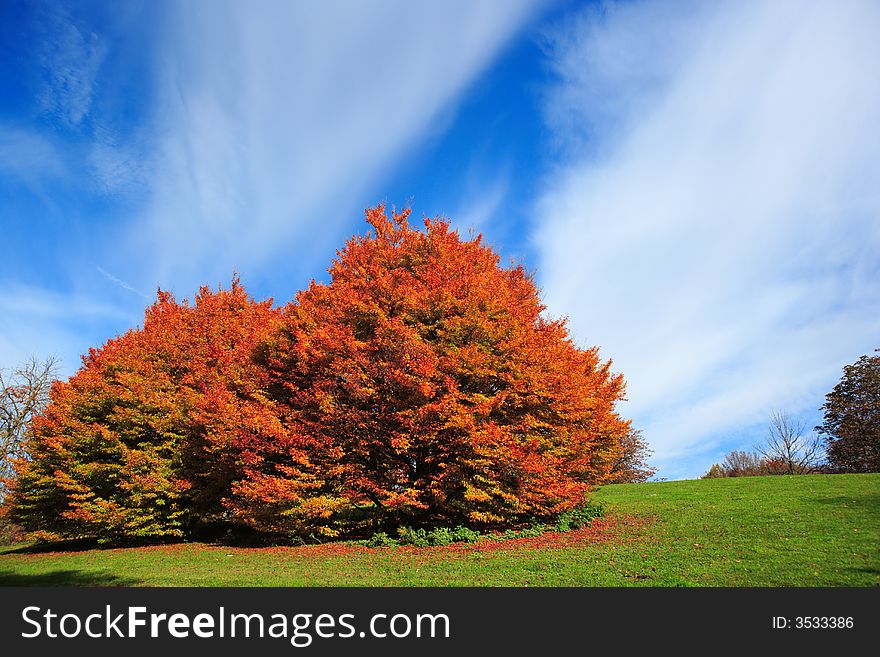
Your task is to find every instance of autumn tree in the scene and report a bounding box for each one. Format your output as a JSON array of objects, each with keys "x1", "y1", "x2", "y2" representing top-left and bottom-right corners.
[
  {"x1": 239, "y1": 206, "x2": 632, "y2": 533},
  {"x1": 817, "y1": 350, "x2": 880, "y2": 473},
  {"x1": 6, "y1": 279, "x2": 279, "y2": 541},
  {"x1": 606, "y1": 428, "x2": 655, "y2": 483},
  {"x1": 8, "y1": 207, "x2": 633, "y2": 542},
  {"x1": 715, "y1": 450, "x2": 764, "y2": 477},
  {"x1": 0, "y1": 356, "x2": 58, "y2": 501}
]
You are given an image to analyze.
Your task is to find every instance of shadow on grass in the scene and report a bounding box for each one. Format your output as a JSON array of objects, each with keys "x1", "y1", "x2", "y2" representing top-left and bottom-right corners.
[
  {"x1": 0, "y1": 535, "x2": 191, "y2": 556},
  {"x1": 811, "y1": 493, "x2": 880, "y2": 511},
  {"x1": 852, "y1": 566, "x2": 880, "y2": 577},
  {"x1": 0, "y1": 569, "x2": 142, "y2": 586},
  {"x1": 0, "y1": 538, "x2": 102, "y2": 555},
  {"x1": 0, "y1": 524, "x2": 306, "y2": 555}
]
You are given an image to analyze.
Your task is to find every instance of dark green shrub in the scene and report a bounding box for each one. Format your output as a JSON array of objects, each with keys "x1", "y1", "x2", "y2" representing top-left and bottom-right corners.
[
  {"x1": 427, "y1": 527, "x2": 453, "y2": 546},
  {"x1": 365, "y1": 531, "x2": 398, "y2": 548},
  {"x1": 364, "y1": 502, "x2": 602, "y2": 549},
  {"x1": 397, "y1": 526, "x2": 430, "y2": 547},
  {"x1": 449, "y1": 525, "x2": 482, "y2": 543},
  {"x1": 555, "y1": 501, "x2": 604, "y2": 532}
]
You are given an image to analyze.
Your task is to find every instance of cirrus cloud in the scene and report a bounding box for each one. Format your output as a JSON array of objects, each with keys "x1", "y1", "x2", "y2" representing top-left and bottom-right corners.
[
  {"x1": 119, "y1": 0, "x2": 545, "y2": 294},
  {"x1": 536, "y1": 0, "x2": 880, "y2": 478}
]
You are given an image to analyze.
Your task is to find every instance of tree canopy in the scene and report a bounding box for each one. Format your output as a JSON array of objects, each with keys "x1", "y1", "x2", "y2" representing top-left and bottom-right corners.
[
  {"x1": 7, "y1": 281, "x2": 279, "y2": 541},
  {"x1": 817, "y1": 350, "x2": 880, "y2": 473},
  {"x1": 6, "y1": 206, "x2": 637, "y2": 542}
]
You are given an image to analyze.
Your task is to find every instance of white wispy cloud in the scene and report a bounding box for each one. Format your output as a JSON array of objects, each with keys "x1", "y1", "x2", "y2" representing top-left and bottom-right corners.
[
  {"x1": 0, "y1": 125, "x2": 67, "y2": 184},
  {"x1": 536, "y1": 0, "x2": 880, "y2": 478},
  {"x1": 120, "y1": 0, "x2": 544, "y2": 292},
  {"x1": 0, "y1": 285, "x2": 129, "y2": 322},
  {"x1": 37, "y1": 2, "x2": 108, "y2": 128},
  {"x1": 3, "y1": 3, "x2": 144, "y2": 200},
  {"x1": 95, "y1": 266, "x2": 150, "y2": 300},
  {"x1": 0, "y1": 284, "x2": 134, "y2": 378},
  {"x1": 453, "y1": 177, "x2": 509, "y2": 233}
]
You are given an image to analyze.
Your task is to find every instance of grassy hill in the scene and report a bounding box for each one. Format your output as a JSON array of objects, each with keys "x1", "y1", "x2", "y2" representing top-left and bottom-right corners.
[{"x1": 1, "y1": 473, "x2": 877, "y2": 586}]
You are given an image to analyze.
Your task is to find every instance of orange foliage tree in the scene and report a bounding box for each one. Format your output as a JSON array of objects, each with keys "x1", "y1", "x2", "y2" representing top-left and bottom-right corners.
[
  {"x1": 6, "y1": 279, "x2": 279, "y2": 541},
  {"x1": 237, "y1": 206, "x2": 631, "y2": 532},
  {"x1": 8, "y1": 206, "x2": 635, "y2": 541}
]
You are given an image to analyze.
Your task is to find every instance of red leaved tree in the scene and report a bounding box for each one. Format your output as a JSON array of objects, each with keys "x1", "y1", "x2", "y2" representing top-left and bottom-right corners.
[
  {"x1": 237, "y1": 206, "x2": 631, "y2": 532},
  {"x1": 7, "y1": 279, "x2": 279, "y2": 541},
  {"x1": 8, "y1": 207, "x2": 636, "y2": 542}
]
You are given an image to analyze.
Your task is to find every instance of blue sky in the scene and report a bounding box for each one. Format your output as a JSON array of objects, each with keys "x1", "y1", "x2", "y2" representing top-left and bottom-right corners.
[{"x1": 1, "y1": 0, "x2": 878, "y2": 480}]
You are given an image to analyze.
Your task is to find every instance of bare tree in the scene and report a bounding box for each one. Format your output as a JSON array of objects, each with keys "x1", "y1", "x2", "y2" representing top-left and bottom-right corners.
[
  {"x1": 756, "y1": 410, "x2": 824, "y2": 475},
  {"x1": 0, "y1": 356, "x2": 58, "y2": 501},
  {"x1": 723, "y1": 450, "x2": 764, "y2": 476}
]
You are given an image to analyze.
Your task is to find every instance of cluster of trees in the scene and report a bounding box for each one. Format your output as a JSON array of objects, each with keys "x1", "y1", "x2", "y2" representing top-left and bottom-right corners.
[
  {"x1": 703, "y1": 411, "x2": 824, "y2": 478},
  {"x1": 703, "y1": 451, "x2": 774, "y2": 479},
  {"x1": 2, "y1": 207, "x2": 648, "y2": 543},
  {"x1": 704, "y1": 352, "x2": 880, "y2": 478},
  {"x1": 5, "y1": 207, "x2": 874, "y2": 541}
]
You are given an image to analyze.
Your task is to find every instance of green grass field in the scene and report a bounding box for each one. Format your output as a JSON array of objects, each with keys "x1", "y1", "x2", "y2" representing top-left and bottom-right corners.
[{"x1": 1, "y1": 473, "x2": 877, "y2": 586}]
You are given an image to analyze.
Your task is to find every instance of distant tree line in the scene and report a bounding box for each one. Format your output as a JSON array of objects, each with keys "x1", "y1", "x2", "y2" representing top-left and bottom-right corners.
[{"x1": 704, "y1": 350, "x2": 880, "y2": 478}]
